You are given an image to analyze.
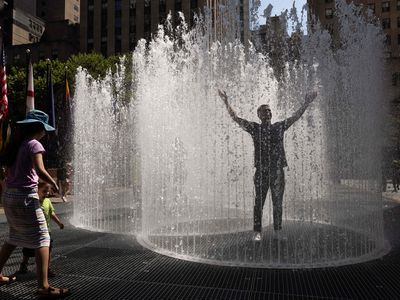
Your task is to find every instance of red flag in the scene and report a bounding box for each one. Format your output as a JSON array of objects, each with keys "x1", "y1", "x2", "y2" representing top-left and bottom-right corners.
[
  {"x1": 0, "y1": 43, "x2": 8, "y2": 120},
  {"x1": 65, "y1": 76, "x2": 73, "y2": 118},
  {"x1": 65, "y1": 78, "x2": 70, "y2": 105},
  {"x1": 26, "y1": 59, "x2": 35, "y2": 113}
]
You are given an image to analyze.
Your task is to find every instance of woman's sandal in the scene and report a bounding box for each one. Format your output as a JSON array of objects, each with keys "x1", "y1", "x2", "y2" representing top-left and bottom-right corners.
[
  {"x1": 36, "y1": 286, "x2": 71, "y2": 299},
  {"x1": 0, "y1": 274, "x2": 17, "y2": 285}
]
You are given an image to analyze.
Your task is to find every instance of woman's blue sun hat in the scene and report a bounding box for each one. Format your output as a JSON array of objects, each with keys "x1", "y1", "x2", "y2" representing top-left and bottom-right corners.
[{"x1": 16, "y1": 110, "x2": 55, "y2": 132}]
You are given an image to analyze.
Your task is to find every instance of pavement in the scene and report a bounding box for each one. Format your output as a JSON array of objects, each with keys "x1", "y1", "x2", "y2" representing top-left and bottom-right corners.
[{"x1": 0, "y1": 191, "x2": 399, "y2": 299}]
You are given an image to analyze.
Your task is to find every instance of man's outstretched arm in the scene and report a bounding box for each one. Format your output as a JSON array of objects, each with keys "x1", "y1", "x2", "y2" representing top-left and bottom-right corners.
[
  {"x1": 218, "y1": 90, "x2": 239, "y2": 121},
  {"x1": 285, "y1": 91, "x2": 317, "y2": 130},
  {"x1": 218, "y1": 90, "x2": 255, "y2": 134},
  {"x1": 218, "y1": 90, "x2": 253, "y2": 131}
]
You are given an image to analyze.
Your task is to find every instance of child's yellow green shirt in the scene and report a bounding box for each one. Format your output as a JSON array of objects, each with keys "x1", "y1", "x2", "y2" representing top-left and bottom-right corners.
[{"x1": 40, "y1": 198, "x2": 55, "y2": 232}]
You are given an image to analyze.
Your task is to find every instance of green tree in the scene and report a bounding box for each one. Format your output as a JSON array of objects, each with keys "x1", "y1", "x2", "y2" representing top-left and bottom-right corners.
[
  {"x1": 5, "y1": 52, "x2": 132, "y2": 167},
  {"x1": 6, "y1": 52, "x2": 125, "y2": 121}
]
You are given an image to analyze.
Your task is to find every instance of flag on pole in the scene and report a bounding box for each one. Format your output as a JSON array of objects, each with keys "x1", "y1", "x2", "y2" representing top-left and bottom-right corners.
[
  {"x1": 0, "y1": 42, "x2": 8, "y2": 120},
  {"x1": 46, "y1": 62, "x2": 56, "y2": 129},
  {"x1": 26, "y1": 53, "x2": 34, "y2": 113},
  {"x1": 64, "y1": 74, "x2": 73, "y2": 137},
  {"x1": 65, "y1": 77, "x2": 71, "y2": 114},
  {"x1": 63, "y1": 73, "x2": 72, "y2": 155}
]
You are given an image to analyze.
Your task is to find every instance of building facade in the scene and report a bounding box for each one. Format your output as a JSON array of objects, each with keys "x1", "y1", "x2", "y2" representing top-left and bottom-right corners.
[
  {"x1": 1, "y1": 0, "x2": 45, "y2": 46},
  {"x1": 308, "y1": 0, "x2": 400, "y2": 150},
  {"x1": 1, "y1": 0, "x2": 81, "y2": 63},
  {"x1": 37, "y1": 0, "x2": 80, "y2": 24},
  {"x1": 308, "y1": 0, "x2": 400, "y2": 57},
  {"x1": 80, "y1": 0, "x2": 249, "y2": 57},
  {"x1": 308, "y1": 0, "x2": 400, "y2": 91}
]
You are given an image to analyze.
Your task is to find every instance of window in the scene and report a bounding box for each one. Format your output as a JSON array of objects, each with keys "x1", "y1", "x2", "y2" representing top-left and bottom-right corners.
[
  {"x1": 191, "y1": 0, "x2": 198, "y2": 9},
  {"x1": 190, "y1": 0, "x2": 198, "y2": 25},
  {"x1": 397, "y1": 0, "x2": 400, "y2": 11},
  {"x1": 144, "y1": 0, "x2": 151, "y2": 39},
  {"x1": 385, "y1": 34, "x2": 391, "y2": 45},
  {"x1": 87, "y1": 41, "x2": 94, "y2": 52},
  {"x1": 382, "y1": 2, "x2": 390, "y2": 13},
  {"x1": 115, "y1": 37, "x2": 121, "y2": 54},
  {"x1": 325, "y1": 23, "x2": 334, "y2": 35},
  {"x1": 160, "y1": 0, "x2": 167, "y2": 23},
  {"x1": 51, "y1": 49, "x2": 58, "y2": 60},
  {"x1": 398, "y1": 17, "x2": 400, "y2": 27},
  {"x1": 175, "y1": 0, "x2": 182, "y2": 24},
  {"x1": 101, "y1": 41, "x2": 107, "y2": 56},
  {"x1": 392, "y1": 72, "x2": 400, "y2": 85},
  {"x1": 175, "y1": 0, "x2": 182, "y2": 12},
  {"x1": 325, "y1": 0, "x2": 333, "y2": 3},
  {"x1": 367, "y1": 3, "x2": 375, "y2": 13},
  {"x1": 325, "y1": 8, "x2": 333, "y2": 19},
  {"x1": 398, "y1": 34, "x2": 400, "y2": 45},
  {"x1": 88, "y1": 9, "x2": 94, "y2": 38},
  {"x1": 101, "y1": 5, "x2": 108, "y2": 37},
  {"x1": 74, "y1": 4, "x2": 79, "y2": 12},
  {"x1": 382, "y1": 18, "x2": 391, "y2": 29},
  {"x1": 130, "y1": 0, "x2": 136, "y2": 16}
]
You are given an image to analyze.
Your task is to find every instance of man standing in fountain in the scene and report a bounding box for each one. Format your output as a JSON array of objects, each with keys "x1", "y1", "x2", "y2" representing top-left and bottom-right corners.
[{"x1": 218, "y1": 90, "x2": 317, "y2": 241}]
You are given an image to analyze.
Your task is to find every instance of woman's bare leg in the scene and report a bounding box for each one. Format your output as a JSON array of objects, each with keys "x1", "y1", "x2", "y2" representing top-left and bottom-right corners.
[
  {"x1": 35, "y1": 246, "x2": 49, "y2": 289},
  {"x1": 0, "y1": 242, "x2": 16, "y2": 279}
]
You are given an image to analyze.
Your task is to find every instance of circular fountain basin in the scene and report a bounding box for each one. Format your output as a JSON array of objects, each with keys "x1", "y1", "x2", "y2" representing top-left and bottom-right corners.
[{"x1": 137, "y1": 219, "x2": 390, "y2": 269}]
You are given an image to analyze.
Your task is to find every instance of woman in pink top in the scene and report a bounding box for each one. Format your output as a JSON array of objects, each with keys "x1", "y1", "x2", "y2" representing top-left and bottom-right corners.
[{"x1": 0, "y1": 110, "x2": 70, "y2": 298}]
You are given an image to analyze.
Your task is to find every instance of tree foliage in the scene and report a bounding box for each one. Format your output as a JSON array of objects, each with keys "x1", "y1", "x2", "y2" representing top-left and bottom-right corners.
[{"x1": 6, "y1": 52, "x2": 124, "y2": 122}]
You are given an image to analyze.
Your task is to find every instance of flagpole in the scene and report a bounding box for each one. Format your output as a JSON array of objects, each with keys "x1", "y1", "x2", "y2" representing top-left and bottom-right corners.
[
  {"x1": 0, "y1": 26, "x2": 3, "y2": 51},
  {"x1": 46, "y1": 58, "x2": 56, "y2": 128},
  {"x1": 25, "y1": 49, "x2": 31, "y2": 114}
]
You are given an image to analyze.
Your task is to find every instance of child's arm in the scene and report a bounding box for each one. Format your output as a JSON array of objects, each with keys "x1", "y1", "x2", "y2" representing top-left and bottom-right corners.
[{"x1": 51, "y1": 213, "x2": 64, "y2": 229}]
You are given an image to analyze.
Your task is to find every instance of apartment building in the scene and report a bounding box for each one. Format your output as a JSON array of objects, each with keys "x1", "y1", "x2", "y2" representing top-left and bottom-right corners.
[
  {"x1": 37, "y1": 0, "x2": 81, "y2": 24},
  {"x1": 1, "y1": 0, "x2": 81, "y2": 63},
  {"x1": 80, "y1": 0, "x2": 249, "y2": 56}
]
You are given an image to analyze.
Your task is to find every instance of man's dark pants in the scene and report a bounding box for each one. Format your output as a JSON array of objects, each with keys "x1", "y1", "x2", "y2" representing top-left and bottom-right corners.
[{"x1": 253, "y1": 166, "x2": 285, "y2": 232}]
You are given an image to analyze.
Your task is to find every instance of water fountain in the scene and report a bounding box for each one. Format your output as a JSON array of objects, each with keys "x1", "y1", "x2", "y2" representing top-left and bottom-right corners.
[{"x1": 73, "y1": 0, "x2": 389, "y2": 268}]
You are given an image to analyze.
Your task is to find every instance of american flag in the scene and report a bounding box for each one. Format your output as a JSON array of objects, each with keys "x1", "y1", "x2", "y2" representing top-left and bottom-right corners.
[{"x1": 0, "y1": 43, "x2": 8, "y2": 120}]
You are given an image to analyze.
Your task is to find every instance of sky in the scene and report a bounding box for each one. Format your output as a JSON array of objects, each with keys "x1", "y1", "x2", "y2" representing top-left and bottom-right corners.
[{"x1": 258, "y1": 0, "x2": 307, "y2": 24}]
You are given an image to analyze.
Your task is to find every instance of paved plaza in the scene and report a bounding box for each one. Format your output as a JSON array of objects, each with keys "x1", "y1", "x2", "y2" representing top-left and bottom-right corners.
[{"x1": 0, "y1": 193, "x2": 399, "y2": 299}]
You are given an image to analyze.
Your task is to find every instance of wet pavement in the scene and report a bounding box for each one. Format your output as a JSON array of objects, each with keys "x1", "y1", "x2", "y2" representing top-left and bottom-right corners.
[{"x1": 0, "y1": 193, "x2": 399, "y2": 299}]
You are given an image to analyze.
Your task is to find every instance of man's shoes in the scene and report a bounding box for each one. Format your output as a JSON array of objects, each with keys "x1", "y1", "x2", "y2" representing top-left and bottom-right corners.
[{"x1": 254, "y1": 232, "x2": 262, "y2": 241}]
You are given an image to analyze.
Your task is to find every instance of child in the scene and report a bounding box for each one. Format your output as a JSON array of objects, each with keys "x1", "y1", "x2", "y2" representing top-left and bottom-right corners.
[
  {"x1": 18, "y1": 182, "x2": 64, "y2": 277},
  {"x1": 0, "y1": 110, "x2": 70, "y2": 298}
]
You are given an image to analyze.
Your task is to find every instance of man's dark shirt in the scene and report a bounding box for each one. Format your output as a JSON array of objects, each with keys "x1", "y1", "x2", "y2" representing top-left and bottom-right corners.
[{"x1": 236, "y1": 118, "x2": 288, "y2": 169}]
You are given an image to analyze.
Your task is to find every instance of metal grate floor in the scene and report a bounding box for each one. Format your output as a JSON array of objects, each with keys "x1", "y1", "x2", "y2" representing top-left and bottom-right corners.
[{"x1": 0, "y1": 202, "x2": 400, "y2": 299}]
